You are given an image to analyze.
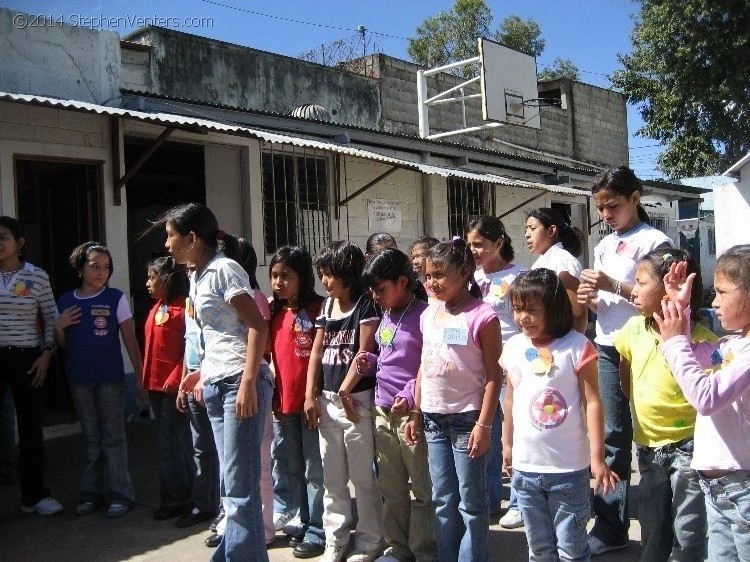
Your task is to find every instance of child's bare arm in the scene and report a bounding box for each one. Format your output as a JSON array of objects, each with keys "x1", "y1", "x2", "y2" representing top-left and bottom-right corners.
[
  {"x1": 404, "y1": 368, "x2": 423, "y2": 445},
  {"x1": 304, "y1": 328, "x2": 325, "y2": 428},
  {"x1": 501, "y1": 375, "x2": 514, "y2": 475},
  {"x1": 339, "y1": 319, "x2": 378, "y2": 422},
  {"x1": 468, "y1": 319, "x2": 502, "y2": 458}
]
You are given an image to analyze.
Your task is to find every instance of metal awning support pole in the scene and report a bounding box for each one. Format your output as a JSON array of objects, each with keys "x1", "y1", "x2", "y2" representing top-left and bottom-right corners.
[
  {"x1": 110, "y1": 116, "x2": 123, "y2": 206},
  {"x1": 497, "y1": 190, "x2": 546, "y2": 219},
  {"x1": 338, "y1": 165, "x2": 399, "y2": 207},
  {"x1": 113, "y1": 126, "x2": 175, "y2": 195},
  {"x1": 417, "y1": 70, "x2": 429, "y2": 138}
]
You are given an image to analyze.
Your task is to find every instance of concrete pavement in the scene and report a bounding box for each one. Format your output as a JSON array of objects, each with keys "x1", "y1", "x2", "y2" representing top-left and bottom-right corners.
[{"x1": 0, "y1": 418, "x2": 643, "y2": 561}]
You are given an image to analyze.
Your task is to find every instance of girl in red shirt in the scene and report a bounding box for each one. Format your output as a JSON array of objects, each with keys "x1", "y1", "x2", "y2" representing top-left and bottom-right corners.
[{"x1": 142, "y1": 256, "x2": 192, "y2": 521}]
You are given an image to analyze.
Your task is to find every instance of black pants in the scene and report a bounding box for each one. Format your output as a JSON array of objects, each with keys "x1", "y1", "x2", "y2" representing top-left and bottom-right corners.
[{"x1": 0, "y1": 346, "x2": 50, "y2": 506}]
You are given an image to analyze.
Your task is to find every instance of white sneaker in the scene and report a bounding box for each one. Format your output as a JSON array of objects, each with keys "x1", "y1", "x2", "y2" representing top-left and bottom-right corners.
[
  {"x1": 273, "y1": 510, "x2": 296, "y2": 531},
  {"x1": 21, "y1": 496, "x2": 63, "y2": 515},
  {"x1": 282, "y1": 514, "x2": 304, "y2": 536},
  {"x1": 499, "y1": 508, "x2": 524, "y2": 529},
  {"x1": 321, "y1": 544, "x2": 349, "y2": 562}
]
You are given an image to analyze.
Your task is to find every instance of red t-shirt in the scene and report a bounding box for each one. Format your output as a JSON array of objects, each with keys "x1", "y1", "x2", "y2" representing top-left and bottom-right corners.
[
  {"x1": 270, "y1": 300, "x2": 322, "y2": 414},
  {"x1": 142, "y1": 297, "x2": 186, "y2": 392}
]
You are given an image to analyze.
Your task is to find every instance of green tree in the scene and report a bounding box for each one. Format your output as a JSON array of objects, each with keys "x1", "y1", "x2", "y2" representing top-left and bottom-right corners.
[
  {"x1": 538, "y1": 57, "x2": 580, "y2": 81},
  {"x1": 496, "y1": 15, "x2": 545, "y2": 57},
  {"x1": 611, "y1": 0, "x2": 750, "y2": 177}
]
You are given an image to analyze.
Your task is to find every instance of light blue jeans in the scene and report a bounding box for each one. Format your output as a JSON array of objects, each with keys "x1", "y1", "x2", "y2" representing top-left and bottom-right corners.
[
  {"x1": 272, "y1": 416, "x2": 299, "y2": 516},
  {"x1": 636, "y1": 438, "x2": 707, "y2": 562},
  {"x1": 423, "y1": 410, "x2": 488, "y2": 562},
  {"x1": 204, "y1": 371, "x2": 273, "y2": 562},
  {"x1": 700, "y1": 470, "x2": 750, "y2": 562},
  {"x1": 70, "y1": 380, "x2": 134, "y2": 506},
  {"x1": 512, "y1": 468, "x2": 591, "y2": 562},
  {"x1": 486, "y1": 405, "x2": 504, "y2": 512},
  {"x1": 275, "y1": 412, "x2": 325, "y2": 546}
]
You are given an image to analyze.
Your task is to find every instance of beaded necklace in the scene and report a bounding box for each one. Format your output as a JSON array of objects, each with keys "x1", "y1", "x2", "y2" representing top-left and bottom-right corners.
[{"x1": 378, "y1": 294, "x2": 415, "y2": 348}]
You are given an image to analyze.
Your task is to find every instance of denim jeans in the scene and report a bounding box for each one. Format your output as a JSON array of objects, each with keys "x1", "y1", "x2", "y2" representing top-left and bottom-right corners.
[
  {"x1": 150, "y1": 391, "x2": 192, "y2": 508},
  {"x1": 512, "y1": 468, "x2": 591, "y2": 562},
  {"x1": 188, "y1": 394, "x2": 220, "y2": 513},
  {"x1": 0, "y1": 346, "x2": 50, "y2": 506},
  {"x1": 276, "y1": 412, "x2": 325, "y2": 546},
  {"x1": 636, "y1": 439, "x2": 707, "y2": 562},
  {"x1": 591, "y1": 344, "x2": 631, "y2": 544},
  {"x1": 423, "y1": 410, "x2": 488, "y2": 562},
  {"x1": 486, "y1": 405, "x2": 504, "y2": 512},
  {"x1": 700, "y1": 471, "x2": 750, "y2": 562},
  {"x1": 204, "y1": 371, "x2": 273, "y2": 562},
  {"x1": 272, "y1": 415, "x2": 299, "y2": 516},
  {"x1": 70, "y1": 380, "x2": 134, "y2": 505}
]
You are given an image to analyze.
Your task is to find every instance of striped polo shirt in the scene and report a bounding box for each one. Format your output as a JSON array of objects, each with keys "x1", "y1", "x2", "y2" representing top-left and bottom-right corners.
[{"x1": 0, "y1": 262, "x2": 57, "y2": 348}]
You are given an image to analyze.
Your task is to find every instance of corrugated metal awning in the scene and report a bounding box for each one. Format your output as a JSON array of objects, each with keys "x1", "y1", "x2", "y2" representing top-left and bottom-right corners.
[{"x1": 0, "y1": 91, "x2": 588, "y2": 198}]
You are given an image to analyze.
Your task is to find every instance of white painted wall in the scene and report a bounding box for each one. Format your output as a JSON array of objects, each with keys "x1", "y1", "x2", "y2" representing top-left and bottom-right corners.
[{"x1": 714, "y1": 172, "x2": 750, "y2": 256}]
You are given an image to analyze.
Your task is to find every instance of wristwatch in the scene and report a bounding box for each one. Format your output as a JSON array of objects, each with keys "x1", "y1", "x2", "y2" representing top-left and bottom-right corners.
[{"x1": 42, "y1": 344, "x2": 55, "y2": 356}]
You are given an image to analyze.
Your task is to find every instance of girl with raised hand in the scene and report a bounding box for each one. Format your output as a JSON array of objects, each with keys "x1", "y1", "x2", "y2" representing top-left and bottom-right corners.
[
  {"x1": 356, "y1": 248, "x2": 437, "y2": 562},
  {"x1": 526, "y1": 207, "x2": 588, "y2": 333},
  {"x1": 164, "y1": 203, "x2": 271, "y2": 562},
  {"x1": 404, "y1": 237, "x2": 502, "y2": 562},
  {"x1": 502, "y1": 268, "x2": 616, "y2": 561},
  {"x1": 655, "y1": 245, "x2": 750, "y2": 562},
  {"x1": 576, "y1": 166, "x2": 672, "y2": 555},
  {"x1": 55, "y1": 241, "x2": 144, "y2": 519}
]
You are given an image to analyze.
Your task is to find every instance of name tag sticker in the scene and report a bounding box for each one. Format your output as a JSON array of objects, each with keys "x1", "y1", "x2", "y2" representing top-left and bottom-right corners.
[{"x1": 443, "y1": 328, "x2": 469, "y2": 346}]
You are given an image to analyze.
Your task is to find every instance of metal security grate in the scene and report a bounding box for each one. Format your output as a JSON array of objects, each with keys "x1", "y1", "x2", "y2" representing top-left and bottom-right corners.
[
  {"x1": 262, "y1": 146, "x2": 330, "y2": 256},
  {"x1": 597, "y1": 211, "x2": 677, "y2": 244},
  {"x1": 447, "y1": 178, "x2": 494, "y2": 237}
]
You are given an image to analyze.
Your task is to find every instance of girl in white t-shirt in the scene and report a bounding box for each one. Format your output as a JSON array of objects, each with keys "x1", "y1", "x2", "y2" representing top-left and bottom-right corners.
[
  {"x1": 502, "y1": 268, "x2": 617, "y2": 561},
  {"x1": 466, "y1": 215, "x2": 525, "y2": 523},
  {"x1": 576, "y1": 166, "x2": 672, "y2": 555},
  {"x1": 526, "y1": 207, "x2": 588, "y2": 333}
]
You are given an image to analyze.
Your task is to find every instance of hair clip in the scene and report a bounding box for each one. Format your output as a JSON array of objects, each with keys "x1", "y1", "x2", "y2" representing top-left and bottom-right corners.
[
  {"x1": 451, "y1": 236, "x2": 463, "y2": 248},
  {"x1": 662, "y1": 252, "x2": 674, "y2": 264},
  {"x1": 216, "y1": 229, "x2": 226, "y2": 241}
]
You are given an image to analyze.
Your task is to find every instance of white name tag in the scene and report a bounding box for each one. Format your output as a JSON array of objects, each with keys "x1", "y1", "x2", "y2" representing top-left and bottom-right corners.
[{"x1": 443, "y1": 328, "x2": 469, "y2": 346}]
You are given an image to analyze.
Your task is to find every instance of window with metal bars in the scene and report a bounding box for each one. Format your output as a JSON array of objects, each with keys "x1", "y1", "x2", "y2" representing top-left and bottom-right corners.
[
  {"x1": 597, "y1": 211, "x2": 677, "y2": 244},
  {"x1": 446, "y1": 178, "x2": 494, "y2": 237},
  {"x1": 262, "y1": 148, "x2": 331, "y2": 256}
]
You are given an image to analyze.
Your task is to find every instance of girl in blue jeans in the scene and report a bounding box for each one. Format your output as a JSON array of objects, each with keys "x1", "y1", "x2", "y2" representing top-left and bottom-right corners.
[
  {"x1": 502, "y1": 269, "x2": 617, "y2": 561},
  {"x1": 161, "y1": 203, "x2": 271, "y2": 562},
  {"x1": 404, "y1": 238, "x2": 502, "y2": 562}
]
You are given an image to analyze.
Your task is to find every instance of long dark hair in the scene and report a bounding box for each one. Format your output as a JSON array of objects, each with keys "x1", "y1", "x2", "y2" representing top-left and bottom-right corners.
[
  {"x1": 362, "y1": 248, "x2": 428, "y2": 302},
  {"x1": 508, "y1": 268, "x2": 573, "y2": 338},
  {"x1": 314, "y1": 241, "x2": 366, "y2": 299},
  {"x1": 0, "y1": 216, "x2": 26, "y2": 262},
  {"x1": 527, "y1": 208, "x2": 583, "y2": 257},
  {"x1": 591, "y1": 166, "x2": 650, "y2": 223},
  {"x1": 466, "y1": 215, "x2": 515, "y2": 261},
  {"x1": 269, "y1": 245, "x2": 322, "y2": 316},
  {"x1": 427, "y1": 237, "x2": 482, "y2": 299},
  {"x1": 148, "y1": 256, "x2": 189, "y2": 303},
  {"x1": 237, "y1": 238, "x2": 260, "y2": 290}
]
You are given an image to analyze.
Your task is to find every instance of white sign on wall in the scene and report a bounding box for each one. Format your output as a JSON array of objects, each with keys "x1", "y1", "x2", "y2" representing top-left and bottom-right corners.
[{"x1": 368, "y1": 199, "x2": 401, "y2": 233}]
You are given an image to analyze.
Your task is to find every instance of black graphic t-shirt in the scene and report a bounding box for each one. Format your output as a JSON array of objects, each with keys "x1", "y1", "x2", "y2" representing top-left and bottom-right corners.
[{"x1": 315, "y1": 294, "x2": 380, "y2": 393}]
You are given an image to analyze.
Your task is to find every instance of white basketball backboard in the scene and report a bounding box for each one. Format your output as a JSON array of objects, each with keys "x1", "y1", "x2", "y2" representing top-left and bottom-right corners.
[{"x1": 479, "y1": 37, "x2": 541, "y2": 129}]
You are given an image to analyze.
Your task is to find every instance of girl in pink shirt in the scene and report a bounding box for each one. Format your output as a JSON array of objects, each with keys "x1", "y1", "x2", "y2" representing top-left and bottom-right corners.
[{"x1": 404, "y1": 237, "x2": 502, "y2": 562}]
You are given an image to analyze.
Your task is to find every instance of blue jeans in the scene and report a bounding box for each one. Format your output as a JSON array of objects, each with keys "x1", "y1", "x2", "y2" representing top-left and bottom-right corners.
[
  {"x1": 700, "y1": 471, "x2": 750, "y2": 562},
  {"x1": 204, "y1": 372, "x2": 273, "y2": 562},
  {"x1": 70, "y1": 380, "x2": 134, "y2": 505},
  {"x1": 423, "y1": 410, "x2": 488, "y2": 562},
  {"x1": 150, "y1": 391, "x2": 192, "y2": 508},
  {"x1": 276, "y1": 412, "x2": 325, "y2": 546},
  {"x1": 486, "y1": 405, "x2": 504, "y2": 512},
  {"x1": 512, "y1": 469, "x2": 591, "y2": 562},
  {"x1": 188, "y1": 394, "x2": 220, "y2": 513},
  {"x1": 272, "y1": 416, "x2": 299, "y2": 516},
  {"x1": 636, "y1": 439, "x2": 706, "y2": 562},
  {"x1": 591, "y1": 344, "x2": 631, "y2": 544}
]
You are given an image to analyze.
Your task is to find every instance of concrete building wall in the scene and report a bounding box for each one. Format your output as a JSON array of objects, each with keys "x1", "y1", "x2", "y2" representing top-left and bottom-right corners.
[
  {"x1": 0, "y1": 7, "x2": 120, "y2": 104},
  {"x1": 125, "y1": 27, "x2": 381, "y2": 129},
  {"x1": 714, "y1": 171, "x2": 750, "y2": 256}
]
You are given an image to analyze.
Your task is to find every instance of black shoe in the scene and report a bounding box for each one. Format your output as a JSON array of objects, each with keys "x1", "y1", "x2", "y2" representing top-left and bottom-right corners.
[
  {"x1": 288, "y1": 533, "x2": 305, "y2": 548},
  {"x1": 176, "y1": 507, "x2": 217, "y2": 528},
  {"x1": 205, "y1": 533, "x2": 222, "y2": 548},
  {"x1": 209, "y1": 507, "x2": 225, "y2": 532},
  {"x1": 293, "y1": 541, "x2": 325, "y2": 559},
  {"x1": 154, "y1": 504, "x2": 192, "y2": 521}
]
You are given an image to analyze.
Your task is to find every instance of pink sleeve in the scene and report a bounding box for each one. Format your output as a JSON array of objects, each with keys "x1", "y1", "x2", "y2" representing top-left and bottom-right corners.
[
  {"x1": 252, "y1": 289, "x2": 271, "y2": 321},
  {"x1": 575, "y1": 340, "x2": 598, "y2": 375},
  {"x1": 469, "y1": 302, "x2": 499, "y2": 346}
]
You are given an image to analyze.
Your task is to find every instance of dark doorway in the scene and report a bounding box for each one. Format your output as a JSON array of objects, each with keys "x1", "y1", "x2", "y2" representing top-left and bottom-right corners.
[
  {"x1": 15, "y1": 158, "x2": 103, "y2": 413},
  {"x1": 125, "y1": 139, "x2": 206, "y2": 346}
]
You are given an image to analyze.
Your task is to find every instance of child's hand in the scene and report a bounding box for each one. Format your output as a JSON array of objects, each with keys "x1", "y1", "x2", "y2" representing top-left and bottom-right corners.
[
  {"x1": 468, "y1": 424, "x2": 491, "y2": 458},
  {"x1": 235, "y1": 378, "x2": 258, "y2": 420},
  {"x1": 136, "y1": 383, "x2": 148, "y2": 405},
  {"x1": 355, "y1": 351, "x2": 376, "y2": 376},
  {"x1": 502, "y1": 445, "x2": 513, "y2": 476},
  {"x1": 340, "y1": 394, "x2": 361, "y2": 423},
  {"x1": 576, "y1": 281, "x2": 597, "y2": 305},
  {"x1": 580, "y1": 269, "x2": 610, "y2": 292},
  {"x1": 176, "y1": 390, "x2": 189, "y2": 412},
  {"x1": 653, "y1": 299, "x2": 691, "y2": 341},
  {"x1": 304, "y1": 396, "x2": 321, "y2": 429},
  {"x1": 162, "y1": 380, "x2": 179, "y2": 394},
  {"x1": 391, "y1": 397, "x2": 408, "y2": 415},
  {"x1": 591, "y1": 459, "x2": 619, "y2": 496},
  {"x1": 193, "y1": 384, "x2": 204, "y2": 406},
  {"x1": 56, "y1": 305, "x2": 81, "y2": 329},
  {"x1": 663, "y1": 261, "x2": 696, "y2": 310},
  {"x1": 404, "y1": 416, "x2": 422, "y2": 445}
]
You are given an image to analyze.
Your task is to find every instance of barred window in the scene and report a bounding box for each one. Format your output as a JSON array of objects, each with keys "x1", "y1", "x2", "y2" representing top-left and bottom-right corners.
[
  {"x1": 447, "y1": 178, "x2": 494, "y2": 237},
  {"x1": 597, "y1": 210, "x2": 677, "y2": 243},
  {"x1": 262, "y1": 148, "x2": 330, "y2": 256}
]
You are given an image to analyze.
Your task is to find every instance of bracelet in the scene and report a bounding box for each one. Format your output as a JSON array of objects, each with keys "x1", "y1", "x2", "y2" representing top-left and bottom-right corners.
[
  {"x1": 42, "y1": 344, "x2": 55, "y2": 355},
  {"x1": 475, "y1": 421, "x2": 491, "y2": 430},
  {"x1": 408, "y1": 409, "x2": 421, "y2": 415},
  {"x1": 612, "y1": 279, "x2": 622, "y2": 297}
]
